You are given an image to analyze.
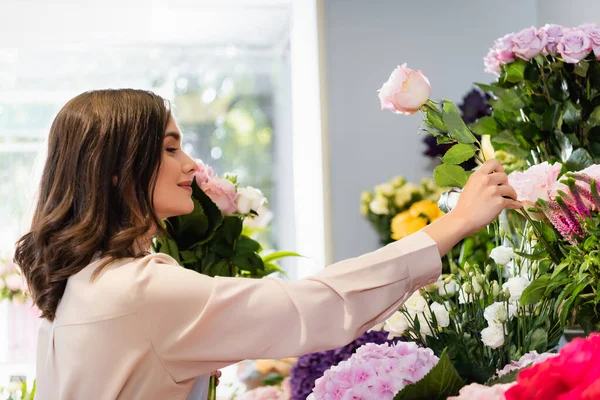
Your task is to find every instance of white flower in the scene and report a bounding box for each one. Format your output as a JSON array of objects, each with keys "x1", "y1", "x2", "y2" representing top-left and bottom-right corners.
[
  {"x1": 481, "y1": 325, "x2": 505, "y2": 349},
  {"x1": 375, "y1": 183, "x2": 395, "y2": 197},
  {"x1": 236, "y1": 186, "x2": 266, "y2": 214},
  {"x1": 430, "y1": 302, "x2": 450, "y2": 327},
  {"x1": 437, "y1": 278, "x2": 458, "y2": 296},
  {"x1": 417, "y1": 312, "x2": 433, "y2": 336},
  {"x1": 393, "y1": 189, "x2": 412, "y2": 208},
  {"x1": 243, "y1": 204, "x2": 273, "y2": 229},
  {"x1": 369, "y1": 195, "x2": 389, "y2": 215},
  {"x1": 490, "y1": 246, "x2": 515, "y2": 266},
  {"x1": 503, "y1": 276, "x2": 531, "y2": 302},
  {"x1": 404, "y1": 291, "x2": 428, "y2": 314},
  {"x1": 472, "y1": 279, "x2": 483, "y2": 294},
  {"x1": 384, "y1": 311, "x2": 409, "y2": 338},
  {"x1": 484, "y1": 302, "x2": 517, "y2": 325},
  {"x1": 458, "y1": 283, "x2": 480, "y2": 304}
]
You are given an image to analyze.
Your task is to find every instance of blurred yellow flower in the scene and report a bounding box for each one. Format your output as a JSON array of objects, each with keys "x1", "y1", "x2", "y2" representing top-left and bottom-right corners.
[
  {"x1": 391, "y1": 211, "x2": 428, "y2": 240},
  {"x1": 409, "y1": 200, "x2": 445, "y2": 221}
]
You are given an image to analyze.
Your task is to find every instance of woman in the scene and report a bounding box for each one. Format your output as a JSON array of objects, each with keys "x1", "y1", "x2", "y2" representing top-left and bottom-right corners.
[{"x1": 14, "y1": 89, "x2": 521, "y2": 399}]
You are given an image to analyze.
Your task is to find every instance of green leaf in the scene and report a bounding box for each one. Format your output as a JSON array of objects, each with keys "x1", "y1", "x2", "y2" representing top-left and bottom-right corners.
[
  {"x1": 394, "y1": 349, "x2": 464, "y2": 400},
  {"x1": 442, "y1": 101, "x2": 477, "y2": 144},
  {"x1": 560, "y1": 277, "x2": 592, "y2": 324},
  {"x1": 433, "y1": 164, "x2": 468, "y2": 188},
  {"x1": 563, "y1": 101, "x2": 582, "y2": 125},
  {"x1": 262, "y1": 251, "x2": 303, "y2": 263},
  {"x1": 526, "y1": 328, "x2": 548, "y2": 353},
  {"x1": 425, "y1": 110, "x2": 447, "y2": 132},
  {"x1": 222, "y1": 216, "x2": 244, "y2": 244},
  {"x1": 469, "y1": 117, "x2": 500, "y2": 136},
  {"x1": 489, "y1": 89, "x2": 526, "y2": 112},
  {"x1": 542, "y1": 104, "x2": 562, "y2": 131},
  {"x1": 552, "y1": 130, "x2": 573, "y2": 163},
  {"x1": 588, "y1": 106, "x2": 600, "y2": 128},
  {"x1": 574, "y1": 61, "x2": 590, "y2": 77},
  {"x1": 504, "y1": 59, "x2": 527, "y2": 82},
  {"x1": 520, "y1": 275, "x2": 550, "y2": 306},
  {"x1": 548, "y1": 73, "x2": 569, "y2": 101},
  {"x1": 566, "y1": 148, "x2": 594, "y2": 171},
  {"x1": 442, "y1": 144, "x2": 477, "y2": 165},
  {"x1": 235, "y1": 235, "x2": 262, "y2": 255}
]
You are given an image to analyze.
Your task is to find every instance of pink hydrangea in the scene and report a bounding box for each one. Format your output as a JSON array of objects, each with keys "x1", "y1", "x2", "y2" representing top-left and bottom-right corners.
[
  {"x1": 496, "y1": 351, "x2": 558, "y2": 378},
  {"x1": 309, "y1": 342, "x2": 438, "y2": 400}
]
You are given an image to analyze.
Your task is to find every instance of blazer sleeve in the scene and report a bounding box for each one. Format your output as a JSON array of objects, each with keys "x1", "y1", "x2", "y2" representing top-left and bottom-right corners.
[{"x1": 134, "y1": 231, "x2": 441, "y2": 382}]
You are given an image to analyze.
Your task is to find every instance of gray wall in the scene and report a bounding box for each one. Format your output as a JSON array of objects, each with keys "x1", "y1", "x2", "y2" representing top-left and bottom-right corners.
[
  {"x1": 323, "y1": 0, "x2": 538, "y2": 261},
  {"x1": 537, "y1": 0, "x2": 600, "y2": 27}
]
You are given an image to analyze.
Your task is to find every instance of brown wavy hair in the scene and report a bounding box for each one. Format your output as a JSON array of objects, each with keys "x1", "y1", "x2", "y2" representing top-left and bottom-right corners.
[{"x1": 14, "y1": 89, "x2": 171, "y2": 321}]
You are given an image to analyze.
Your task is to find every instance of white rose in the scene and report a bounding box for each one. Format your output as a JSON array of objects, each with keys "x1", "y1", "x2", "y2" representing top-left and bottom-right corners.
[
  {"x1": 503, "y1": 276, "x2": 531, "y2": 302},
  {"x1": 484, "y1": 302, "x2": 517, "y2": 325},
  {"x1": 236, "y1": 186, "x2": 266, "y2": 214},
  {"x1": 481, "y1": 325, "x2": 505, "y2": 349},
  {"x1": 375, "y1": 183, "x2": 395, "y2": 197},
  {"x1": 384, "y1": 311, "x2": 409, "y2": 337},
  {"x1": 430, "y1": 302, "x2": 450, "y2": 327},
  {"x1": 490, "y1": 246, "x2": 515, "y2": 266},
  {"x1": 243, "y1": 204, "x2": 273, "y2": 229},
  {"x1": 369, "y1": 195, "x2": 389, "y2": 215},
  {"x1": 437, "y1": 278, "x2": 458, "y2": 296},
  {"x1": 404, "y1": 291, "x2": 428, "y2": 314}
]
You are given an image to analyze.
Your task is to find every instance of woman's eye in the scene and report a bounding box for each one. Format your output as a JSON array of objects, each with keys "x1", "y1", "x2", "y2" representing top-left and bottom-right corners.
[{"x1": 166, "y1": 147, "x2": 179, "y2": 153}]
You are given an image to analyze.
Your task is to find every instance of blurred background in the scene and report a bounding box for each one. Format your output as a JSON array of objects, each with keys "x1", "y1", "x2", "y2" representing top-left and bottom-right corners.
[{"x1": 1, "y1": 0, "x2": 600, "y2": 398}]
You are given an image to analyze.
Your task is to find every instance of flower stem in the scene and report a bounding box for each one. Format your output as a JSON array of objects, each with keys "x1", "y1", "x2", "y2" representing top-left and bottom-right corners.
[{"x1": 522, "y1": 210, "x2": 561, "y2": 264}]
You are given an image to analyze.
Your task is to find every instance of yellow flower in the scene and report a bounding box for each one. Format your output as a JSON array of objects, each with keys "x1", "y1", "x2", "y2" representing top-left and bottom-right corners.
[
  {"x1": 391, "y1": 211, "x2": 427, "y2": 240},
  {"x1": 409, "y1": 200, "x2": 444, "y2": 221}
]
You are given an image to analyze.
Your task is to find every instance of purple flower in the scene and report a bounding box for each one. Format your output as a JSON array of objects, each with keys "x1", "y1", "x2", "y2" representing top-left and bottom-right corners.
[
  {"x1": 289, "y1": 330, "x2": 396, "y2": 400},
  {"x1": 309, "y1": 342, "x2": 438, "y2": 400}
]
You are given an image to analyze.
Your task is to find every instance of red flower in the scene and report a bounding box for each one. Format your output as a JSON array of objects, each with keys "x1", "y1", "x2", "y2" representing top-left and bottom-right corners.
[{"x1": 505, "y1": 334, "x2": 600, "y2": 400}]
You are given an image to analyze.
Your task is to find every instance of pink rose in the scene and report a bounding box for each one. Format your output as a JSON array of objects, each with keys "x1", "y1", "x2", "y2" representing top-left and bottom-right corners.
[
  {"x1": 541, "y1": 24, "x2": 565, "y2": 55},
  {"x1": 579, "y1": 24, "x2": 600, "y2": 59},
  {"x1": 378, "y1": 63, "x2": 431, "y2": 115},
  {"x1": 194, "y1": 159, "x2": 215, "y2": 186},
  {"x1": 512, "y1": 27, "x2": 547, "y2": 60},
  {"x1": 200, "y1": 177, "x2": 238, "y2": 215},
  {"x1": 484, "y1": 33, "x2": 515, "y2": 75},
  {"x1": 508, "y1": 162, "x2": 563, "y2": 205},
  {"x1": 448, "y1": 383, "x2": 516, "y2": 400},
  {"x1": 557, "y1": 29, "x2": 592, "y2": 63}
]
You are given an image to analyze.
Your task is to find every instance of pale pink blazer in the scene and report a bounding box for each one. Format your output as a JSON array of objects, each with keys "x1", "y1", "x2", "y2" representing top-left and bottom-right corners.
[{"x1": 34, "y1": 231, "x2": 441, "y2": 399}]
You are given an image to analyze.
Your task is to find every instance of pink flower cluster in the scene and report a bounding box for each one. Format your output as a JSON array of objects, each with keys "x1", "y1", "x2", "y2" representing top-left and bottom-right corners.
[
  {"x1": 484, "y1": 23, "x2": 600, "y2": 74},
  {"x1": 508, "y1": 163, "x2": 600, "y2": 243},
  {"x1": 308, "y1": 342, "x2": 438, "y2": 400},
  {"x1": 237, "y1": 378, "x2": 291, "y2": 400}
]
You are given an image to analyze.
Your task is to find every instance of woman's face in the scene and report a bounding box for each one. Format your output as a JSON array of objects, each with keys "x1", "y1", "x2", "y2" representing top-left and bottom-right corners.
[{"x1": 153, "y1": 117, "x2": 198, "y2": 220}]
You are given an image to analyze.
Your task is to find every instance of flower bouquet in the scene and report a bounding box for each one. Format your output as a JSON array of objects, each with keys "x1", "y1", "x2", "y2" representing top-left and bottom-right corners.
[
  {"x1": 360, "y1": 176, "x2": 445, "y2": 245},
  {"x1": 152, "y1": 159, "x2": 299, "y2": 399}
]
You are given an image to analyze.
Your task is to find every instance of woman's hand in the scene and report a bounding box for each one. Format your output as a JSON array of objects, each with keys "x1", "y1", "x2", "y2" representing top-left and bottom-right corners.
[
  {"x1": 423, "y1": 159, "x2": 521, "y2": 256},
  {"x1": 452, "y1": 158, "x2": 521, "y2": 235}
]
